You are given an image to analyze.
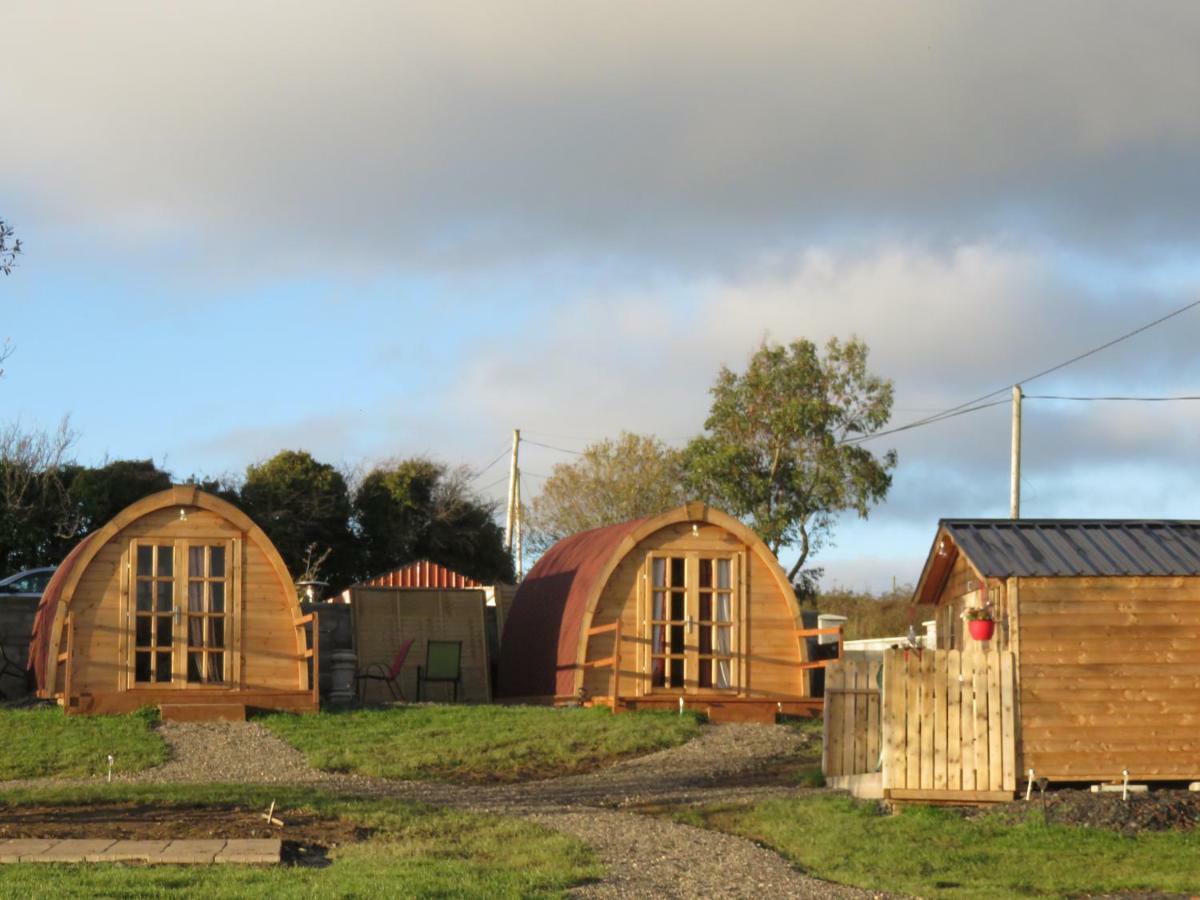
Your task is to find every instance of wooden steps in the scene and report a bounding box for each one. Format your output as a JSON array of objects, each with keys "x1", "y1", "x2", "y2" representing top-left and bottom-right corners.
[{"x1": 158, "y1": 703, "x2": 246, "y2": 723}]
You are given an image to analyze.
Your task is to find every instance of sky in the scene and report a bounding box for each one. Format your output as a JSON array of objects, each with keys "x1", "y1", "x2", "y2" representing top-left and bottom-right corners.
[{"x1": 3, "y1": 2, "x2": 1200, "y2": 590}]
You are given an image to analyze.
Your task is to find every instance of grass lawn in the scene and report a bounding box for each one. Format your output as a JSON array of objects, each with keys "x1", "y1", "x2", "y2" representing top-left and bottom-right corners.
[
  {"x1": 668, "y1": 793, "x2": 1200, "y2": 898},
  {"x1": 0, "y1": 707, "x2": 167, "y2": 780},
  {"x1": 262, "y1": 705, "x2": 703, "y2": 782},
  {"x1": 0, "y1": 784, "x2": 599, "y2": 898}
]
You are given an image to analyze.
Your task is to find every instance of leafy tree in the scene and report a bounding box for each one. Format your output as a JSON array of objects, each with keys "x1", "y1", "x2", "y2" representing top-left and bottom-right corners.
[
  {"x1": 0, "y1": 218, "x2": 20, "y2": 276},
  {"x1": 354, "y1": 458, "x2": 513, "y2": 584},
  {"x1": 526, "y1": 432, "x2": 688, "y2": 553},
  {"x1": 685, "y1": 337, "x2": 896, "y2": 584},
  {"x1": 240, "y1": 450, "x2": 355, "y2": 588},
  {"x1": 64, "y1": 458, "x2": 172, "y2": 535}
]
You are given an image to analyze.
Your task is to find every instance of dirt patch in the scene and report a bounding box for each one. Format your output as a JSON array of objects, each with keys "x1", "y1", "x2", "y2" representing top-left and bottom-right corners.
[
  {"x1": 988, "y1": 788, "x2": 1200, "y2": 833},
  {"x1": 0, "y1": 802, "x2": 369, "y2": 865}
]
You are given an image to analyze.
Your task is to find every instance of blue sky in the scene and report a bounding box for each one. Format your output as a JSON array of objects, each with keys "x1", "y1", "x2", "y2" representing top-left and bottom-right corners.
[{"x1": 4, "y1": 3, "x2": 1200, "y2": 589}]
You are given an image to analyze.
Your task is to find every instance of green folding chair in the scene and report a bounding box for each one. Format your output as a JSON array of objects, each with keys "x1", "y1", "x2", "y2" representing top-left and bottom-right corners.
[{"x1": 417, "y1": 640, "x2": 462, "y2": 702}]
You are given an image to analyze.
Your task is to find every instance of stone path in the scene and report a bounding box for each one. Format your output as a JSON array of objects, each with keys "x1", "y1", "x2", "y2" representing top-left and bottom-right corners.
[{"x1": 0, "y1": 837, "x2": 281, "y2": 864}]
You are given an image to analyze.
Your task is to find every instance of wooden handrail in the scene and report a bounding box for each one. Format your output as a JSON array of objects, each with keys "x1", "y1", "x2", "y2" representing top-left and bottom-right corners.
[
  {"x1": 796, "y1": 624, "x2": 843, "y2": 670},
  {"x1": 582, "y1": 619, "x2": 622, "y2": 708},
  {"x1": 309, "y1": 608, "x2": 320, "y2": 703}
]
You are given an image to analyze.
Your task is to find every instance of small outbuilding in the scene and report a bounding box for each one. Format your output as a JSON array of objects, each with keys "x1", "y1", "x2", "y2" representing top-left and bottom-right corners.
[
  {"x1": 345, "y1": 560, "x2": 508, "y2": 703},
  {"x1": 498, "y1": 502, "x2": 831, "y2": 723},
  {"x1": 824, "y1": 518, "x2": 1200, "y2": 802},
  {"x1": 28, "y1": 485, "x2": 318, "y2": 719}
]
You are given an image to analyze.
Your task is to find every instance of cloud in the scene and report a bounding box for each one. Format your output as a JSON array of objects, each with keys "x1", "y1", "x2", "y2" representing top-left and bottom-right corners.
[
  {"x1": 4, "y1": 3, "x2": 1200, "y2": 275},
  {"x1": 441, "y1": 239, "x2": 1200, "y2": 584}
]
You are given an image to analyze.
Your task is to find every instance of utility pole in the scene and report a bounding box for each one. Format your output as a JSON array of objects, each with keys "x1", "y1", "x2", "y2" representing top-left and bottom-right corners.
[
  {"x1": 1010, "y1": 385, "x2": 1022, "y2": 519},
  {"x1": 504, "y1": 429, "x2": 520, "y2": 550},
  {"x1": 514, "y1": 467, "x2": 523, "y2": 578}
]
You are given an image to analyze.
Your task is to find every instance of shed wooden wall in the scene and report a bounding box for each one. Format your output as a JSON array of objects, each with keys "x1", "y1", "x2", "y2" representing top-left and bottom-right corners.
[
  {"x1": 351, "y1": 587, "x2": 491, "y2": 703},
  {"x1": 1016, "y1": 575, "x2": 1200, "y2": 781},
  {"x1": 581, "y1": 521, "x2": 805, "y2": 700},
  {"x1": 933, "y1": 552, "x2": 1012, "y2": 653},
  {"x1": 58, "y1": 506, "x2": 304, "y2": 701}
]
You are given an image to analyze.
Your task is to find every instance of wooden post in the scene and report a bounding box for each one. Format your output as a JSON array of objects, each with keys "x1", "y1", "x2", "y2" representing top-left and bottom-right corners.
[
  {"x1": 514, "y1": 466, "x2": 523, "y2": 578},
  {"x1": 311, "y1": 609, "x2": 320, "y2": 707},
  {"x1": 504, "y1": 429, "x2": 520, "y2": 551},
  {"x1": 1010, "y1": 385, "x2": 1022, "y2": 519},
  {"x1": 612, "y1": 618, "x2": 622, "y2": 710}
]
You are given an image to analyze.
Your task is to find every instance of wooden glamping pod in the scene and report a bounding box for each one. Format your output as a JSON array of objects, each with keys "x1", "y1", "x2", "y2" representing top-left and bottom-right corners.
[
  {"x1": 497, "y1": 502, "x2": 836, "y2": 723},
  {"x1": 28, "y1": 485, "x2": 318, "y2": 721},
  {"x1": 823, "y1": 519, "x2": 1200, "y2": 803}
]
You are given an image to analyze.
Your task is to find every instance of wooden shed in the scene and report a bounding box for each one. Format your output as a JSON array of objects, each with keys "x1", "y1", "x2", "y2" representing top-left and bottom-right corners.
[
  {"x1": 497, "y1": 502, "x2": 835, "y2": 723},
  {"x1": 823, "y1": 518, "x2": 1200, "y2": 803},
  {"x1": 28, "y1": 485, "x2": 318, "y2": 720}
]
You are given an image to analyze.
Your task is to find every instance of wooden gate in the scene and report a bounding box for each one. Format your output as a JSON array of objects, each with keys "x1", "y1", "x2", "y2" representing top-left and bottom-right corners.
[
  {"x1": 822, "y1": 654, "x2": 883, "y2": 796},
  {"x1": 882, "y1": 648, "x2": 1016, "y2": 801}
]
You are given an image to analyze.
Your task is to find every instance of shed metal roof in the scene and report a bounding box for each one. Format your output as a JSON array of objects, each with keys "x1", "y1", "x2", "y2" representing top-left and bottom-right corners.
[
  {"x1": 942, "y1": 519, "x2": 1200, "y2": 577},
  {"x1": 360, "y1": 560, "x2": 484, "y2": 589}
]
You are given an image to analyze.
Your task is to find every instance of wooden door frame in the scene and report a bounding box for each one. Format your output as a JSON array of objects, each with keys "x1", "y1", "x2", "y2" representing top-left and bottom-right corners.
[
  {"x1": 122, "y1": 536, "x2": 242, "y2": 692},
  {"x1": 638, "y1": 549, "x2": 744, "y2": 697}
]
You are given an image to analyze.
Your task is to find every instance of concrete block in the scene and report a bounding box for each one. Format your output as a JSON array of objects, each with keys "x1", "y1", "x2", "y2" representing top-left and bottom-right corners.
[
  {"x1": 88, "y1": 840, "x2": 171, "y2": 862},
  {"x1": 151, "y1": 840, "x2": 227, "y2": 864},
  {"x1": 215, "y1": 839, "x2": 282, "y2": 864},
  {"x1": 38, "y1": 840, "x2": 116, "y2": 862},
  {"x1": 0, "y1": 839, "x2": 60, "y2": 863}
]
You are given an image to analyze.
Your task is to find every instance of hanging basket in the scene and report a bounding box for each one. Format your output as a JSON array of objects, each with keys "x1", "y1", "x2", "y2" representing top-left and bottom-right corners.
[{"x1": 967, "y1": 618, "x2": 996, "y2": 641}]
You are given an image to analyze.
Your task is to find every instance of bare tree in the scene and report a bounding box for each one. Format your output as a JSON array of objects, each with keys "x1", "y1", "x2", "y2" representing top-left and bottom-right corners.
[{"x1": 0, "y1": 219, "x2": 20, "y2": 276}]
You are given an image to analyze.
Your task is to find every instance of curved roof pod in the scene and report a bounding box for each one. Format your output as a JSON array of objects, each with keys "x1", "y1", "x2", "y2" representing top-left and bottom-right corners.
[
  {"x1": 29, "y1": 485, "x2": 311, "y2": 712},
  {"x1": 498, "y1": 502, "x2": 805, "y2": 705}
]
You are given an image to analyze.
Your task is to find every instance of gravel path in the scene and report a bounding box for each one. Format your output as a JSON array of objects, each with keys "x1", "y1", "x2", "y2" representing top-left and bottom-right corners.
[
  {"x1": 116, "y1": 722, "x2": 339, "y2": 785},
  {"x1": 4, "y1": 720, "x2": 882, "y2": 898}
]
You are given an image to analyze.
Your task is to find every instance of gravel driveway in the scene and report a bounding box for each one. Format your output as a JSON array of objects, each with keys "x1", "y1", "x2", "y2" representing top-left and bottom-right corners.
[{"x1": 4, "y1": 720, "x2": 884, "y2": 898}]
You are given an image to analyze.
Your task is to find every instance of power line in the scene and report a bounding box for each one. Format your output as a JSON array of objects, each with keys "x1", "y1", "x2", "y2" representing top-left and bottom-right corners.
[
  {"x1": 844, "y1": 297, "x2": 1200, "y2": 446},
  {"x1": 840, "y1": 398, "x2": 1010, "y2": 445},
  {"x1": 523, "y1": 438, "x2": 584, "y2": 456},
  {"x1": 469, "y1": 445, "x2": 511, "y2": 481},
  {"x1": 1027, "y1": 394, "x2": 1200, "y2": 402},
  {"x1": 476, "y1": 474, "x2": 509, "y2": 493}
]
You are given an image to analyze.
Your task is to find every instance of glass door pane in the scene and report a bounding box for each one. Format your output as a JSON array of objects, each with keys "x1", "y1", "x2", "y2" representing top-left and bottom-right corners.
[
  {"x1": 649, "y1": 555, "x2": 687, "y2": 689},
  {"x1": 133, "y1": 544, "x2": 175, "y2": 684},
  {"x1": 696, "y1": 556, "x2": 735, "y2": 691},
  {"x1": 186, "y1": 543, "x2": 229, "y2": 684}
]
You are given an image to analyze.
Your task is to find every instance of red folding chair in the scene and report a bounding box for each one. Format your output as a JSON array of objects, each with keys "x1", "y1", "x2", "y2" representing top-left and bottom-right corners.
[{"x1": 355, "y1": 637, "x2": 415, "y2": 705}]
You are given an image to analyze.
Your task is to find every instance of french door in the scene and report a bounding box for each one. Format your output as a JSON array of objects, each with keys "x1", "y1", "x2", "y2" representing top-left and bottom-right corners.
[
  {"x1": 646, "y1": 553, "x2": 739, "y2": 693},
  {"x1": 129, "y1": 538, "x2": 237, "y2": 688}
]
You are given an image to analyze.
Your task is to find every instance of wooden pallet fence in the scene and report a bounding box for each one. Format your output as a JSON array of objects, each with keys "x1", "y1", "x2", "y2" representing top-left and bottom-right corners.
[
  {"x1": 822, "y1": 654, "x2": 882, "y2": 777},
  {"x1": 881, "y1": 648, "x2": 1016, "y2": 800}
]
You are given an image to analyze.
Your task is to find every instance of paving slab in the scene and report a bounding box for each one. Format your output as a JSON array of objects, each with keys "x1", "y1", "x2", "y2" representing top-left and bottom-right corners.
[
  {"x1": 215, "y1": 839, "x2": 282, "y2": 864},
  {"x1": 87, "y1": 840, "x2": 172, "y2": 863},
  {"x1": 150, "y1": 839, "x2": 228, "y2": 864},
  {"x1": 37, "y1": 839, "x2": 117, "y2": 863},
  {"x1": 0, "y1": 839, "x2": 60, "y2": 863}
]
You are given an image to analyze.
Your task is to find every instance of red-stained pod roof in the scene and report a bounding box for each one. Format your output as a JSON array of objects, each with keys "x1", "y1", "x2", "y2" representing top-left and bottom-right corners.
[
  {"x1": 28, "y1": 532, "x2": 98, "y2": 691},
  {"x1": 497, "y1": 516, "x2": 648, "y2": 699}
]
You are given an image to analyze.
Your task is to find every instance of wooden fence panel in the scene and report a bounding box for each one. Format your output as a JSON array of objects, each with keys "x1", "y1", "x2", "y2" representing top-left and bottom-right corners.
[
  {"x1": 821, "y1": 654, "x2": 883, "y2": 777},
  {"x1": 880, "y1": 648, "x2": 1017, "y2": 800}
]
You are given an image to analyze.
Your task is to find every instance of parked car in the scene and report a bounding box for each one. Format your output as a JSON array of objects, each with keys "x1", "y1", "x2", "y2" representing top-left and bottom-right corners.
[{"x1": 0, "y1": 566, "x2": 56, "y2": 599}]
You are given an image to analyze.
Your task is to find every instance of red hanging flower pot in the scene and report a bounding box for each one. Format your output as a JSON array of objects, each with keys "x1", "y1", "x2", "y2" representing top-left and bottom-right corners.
[{"x1": 968, "y1": 618, "x2": 996, "y2": 641}]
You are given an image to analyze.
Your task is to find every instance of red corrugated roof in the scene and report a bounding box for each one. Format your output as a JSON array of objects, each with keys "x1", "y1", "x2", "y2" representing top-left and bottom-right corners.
[
  {"x1": 498, "y1": 516, "x2": 648, "y2": 699},
  {"x1": 28, "y1": 532, "x2": 97, "y2": 692},
  {"x1": 361, "y1": 560, "x2": 484, "y2": 589}
]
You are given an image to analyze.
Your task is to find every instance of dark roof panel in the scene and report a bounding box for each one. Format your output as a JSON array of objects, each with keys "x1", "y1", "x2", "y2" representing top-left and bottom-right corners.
[{"x1": 944, "y1": 519, "x2": 1200, "y2": 578}]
